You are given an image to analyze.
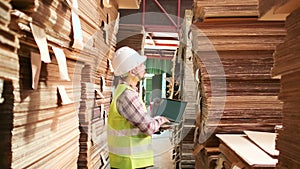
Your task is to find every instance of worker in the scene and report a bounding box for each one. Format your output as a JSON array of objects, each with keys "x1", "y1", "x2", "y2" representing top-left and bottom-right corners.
[{"x1": 108, "y1": 46, "x2": 170, "y2": 169}]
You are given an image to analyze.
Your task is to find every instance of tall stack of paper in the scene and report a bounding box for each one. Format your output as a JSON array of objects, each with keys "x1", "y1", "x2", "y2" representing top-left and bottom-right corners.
[
  {"x1": 6, "y1": 2, "x2": 82, "y2": 167},
  {"x1": 271, "y1": 7, "x2": 300, "y2": 168},
  {"x1": 76, "y1": 1, "x2": 118, "y2": 168},
  {"x1": 192, "y1": 1, "x2": 286, "y2": 168},
  {"x1": 0, "y1": 1, "x2": 19, "y2": 168},
  {"x1": 9, "y1": 53, "x2": 82, "y2": 169},
  {"x1": 192, "y1": 19, "x2": 285, "y2": 139},
  {"x1": 193, "y1": 0, "x2": 300, "y2": 167},
  {"x1": 2, "y1": 0, "x2": 120, "y2": 168}
]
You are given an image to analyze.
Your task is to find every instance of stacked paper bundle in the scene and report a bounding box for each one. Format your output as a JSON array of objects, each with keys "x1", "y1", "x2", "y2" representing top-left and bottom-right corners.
[
  {"x1": 0, "y1": 0, "x2": 19, "y2": 168},
  {"x1": 192, "y1": 1, "x2": 287, "y2": 168},
  {"x1": 76, "y1": 1, "x2": 118, "y2": 168},
  {"x1": 192, "y1": 18, "x2": 285, "y2": 140},
  {"x1": 216, "y1": 132, "x2": 278, "y2": 169},
  {"x1": 2, "y1": 0, "x2": 120, "y2": 168},
  {"x1": 10, "y1": 0, "x2": 72, "y2": 47},
  {"x1": 272, "y1": 7, "x2": 300, "y2": 168},
  {"x1": 9, "y1": 52, "x2": 82, "y2": 169},
  {"x1": 6, "y1": 1, "x2": 82, "y2": 167},
  {"x1": 194, "y1": 0, "x2": 258, "y2": 20},
  {"x1": 0, "y1": 0, "x2": 19, "y2": 81},
  {"x1": 116, "y1": 24, "x2": 145, "y2": 52}
]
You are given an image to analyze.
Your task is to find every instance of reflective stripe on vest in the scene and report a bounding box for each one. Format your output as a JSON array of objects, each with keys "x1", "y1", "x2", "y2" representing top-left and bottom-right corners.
[
  {"x1": 108, "y1": 142, "x2": 152, "y2": 155},
  {"x1": 108, "y1": 126, "x2": 151, "y2": 155}
]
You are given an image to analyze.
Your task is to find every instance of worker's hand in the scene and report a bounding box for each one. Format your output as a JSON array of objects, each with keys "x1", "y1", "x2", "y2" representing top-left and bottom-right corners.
[
  {"x1": 159, "y1": 116, "x2": 173, "y2": 130},
  {"x1": 153, "y1": 116, "x2": 170, "y2": 134},
  {"x1": 160, "y1": 116, "x2": 170, "y2": 124}
]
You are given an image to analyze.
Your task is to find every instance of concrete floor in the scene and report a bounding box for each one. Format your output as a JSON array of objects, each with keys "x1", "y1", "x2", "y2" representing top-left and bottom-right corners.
[{"x1": 150, "y1": 130, "x2": 175, "y2": 169}]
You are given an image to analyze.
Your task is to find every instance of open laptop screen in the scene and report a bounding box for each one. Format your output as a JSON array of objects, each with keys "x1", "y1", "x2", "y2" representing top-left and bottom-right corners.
[{"x1": 153, "y1": 98, "x2": 187, "y2": 123}]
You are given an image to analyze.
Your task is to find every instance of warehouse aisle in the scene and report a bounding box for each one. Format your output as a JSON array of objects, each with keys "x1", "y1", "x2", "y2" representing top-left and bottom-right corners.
[{"x1": 150, "y1": 130, "x2": 175, "y2": 169}]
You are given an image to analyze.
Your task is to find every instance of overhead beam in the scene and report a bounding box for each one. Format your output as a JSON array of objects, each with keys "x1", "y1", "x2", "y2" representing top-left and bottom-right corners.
[
  {"x1": 142, "y1": 0, "x2": 182, "y2": 33},
  {"x1": 153, "y1": 0, "x2": 178, "y2": 30}
]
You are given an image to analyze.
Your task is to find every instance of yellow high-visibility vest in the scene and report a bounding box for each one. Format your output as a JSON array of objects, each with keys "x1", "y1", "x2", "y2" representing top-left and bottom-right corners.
[{"x1": 108, "y1": 84, "x2": 154, "y2": 169}]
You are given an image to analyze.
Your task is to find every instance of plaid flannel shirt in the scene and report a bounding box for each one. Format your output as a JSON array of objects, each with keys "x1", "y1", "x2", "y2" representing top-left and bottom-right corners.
[{"x1": 116, "y1": 83, "x2": 164, "y2": 135}]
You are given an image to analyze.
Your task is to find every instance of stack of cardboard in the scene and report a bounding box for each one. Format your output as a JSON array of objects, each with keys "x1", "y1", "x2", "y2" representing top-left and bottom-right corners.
[
  {"x1": 0, "y1": 0, "x2": 19, "y2": 168},
  {"x1": 0, "y1": 0, "x2": 19, "y2": 81},
  {"x1": 176, "y1": 10, "x2": 198, "y2": 168},
  {"x1": 194, "y1": 0, "x2": 258, "y2": 20},
  {"x1": 1, "y1": 0, "x2": 120, "y2": 168},
  {"x1": 271, "y1": 7, "x2": 300, "y2": 168},
  {"x1": 116, "y1": 24, "x2": 145, "y2": 52},
  {"x1": 216, "y1": 132, "x2": 278, "y2": 169},
  {"x1": 75, "y1": 1, "x2": 119, "y2": 168},
  {"x1": 6, "y1": 1, "x2": 82, "y2": 168},
  {"x1": 258, "y1": 0, "x2": 300, "y2": 21},
  {"x1": 8, "y1": 20, "x2": 82, "y2": 169},
  {"x1": 192, "y1": 1, "x2": 286, "y2": 168},
  {"x1": 10, "y1": 0, "x2": 72, "y2": 48},
  {"x1": 192, "y1": 18, "x2": 285, "y2": 139}
]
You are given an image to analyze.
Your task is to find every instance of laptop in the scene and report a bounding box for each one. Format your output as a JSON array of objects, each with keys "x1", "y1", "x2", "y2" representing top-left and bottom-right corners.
[{"x1": 152, "y1": 98, "x2": 188, "y2": 127}]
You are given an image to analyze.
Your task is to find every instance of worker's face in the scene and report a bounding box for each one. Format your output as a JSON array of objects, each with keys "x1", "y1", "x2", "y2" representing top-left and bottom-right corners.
[{"x1": 133, "y1": 63, "x2": 146, "y2": 79}]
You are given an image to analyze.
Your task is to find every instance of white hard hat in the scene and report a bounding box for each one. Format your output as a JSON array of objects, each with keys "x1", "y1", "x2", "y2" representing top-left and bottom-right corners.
[{"x1": 112, "y1": 46, "x2": 146, "y2": 76}]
